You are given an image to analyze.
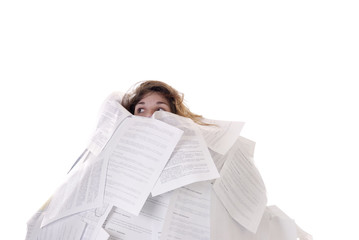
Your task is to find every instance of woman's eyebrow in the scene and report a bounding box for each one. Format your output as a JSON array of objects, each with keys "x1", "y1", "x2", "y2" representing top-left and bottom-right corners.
[{"x1": 157, "y1": 101, "x2": 168, "y2": 104}]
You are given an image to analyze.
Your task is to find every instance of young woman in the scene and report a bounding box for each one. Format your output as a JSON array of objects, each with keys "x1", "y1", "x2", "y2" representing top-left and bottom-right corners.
[{"x1": 121, "y1": 80, "x2": 206, "y2": 124}]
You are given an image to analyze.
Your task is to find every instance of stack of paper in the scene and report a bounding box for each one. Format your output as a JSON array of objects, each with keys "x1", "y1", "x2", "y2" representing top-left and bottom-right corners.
[{"x1": 26, "y1": 93, "x2": 312, "y2": 240}]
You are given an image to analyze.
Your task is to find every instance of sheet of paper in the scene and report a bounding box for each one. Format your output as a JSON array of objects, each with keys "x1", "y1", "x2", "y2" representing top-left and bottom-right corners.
[
  {"x1": 265, "y1": 206, "x2": 298, "y2": 240},
  {"x1": 95, "y1": 228, "x2": 110, "y2": 240},
  {"x1": 41, "y1": 151, "x2": 108, "y2": 227},
  {"x1": 152, "y1": 111, "x2": 220, "y2": 196},
  {"x1": 27, "y1": 202, "x2": 112, "y2": 240},
  {"x1": 27, "y1": 212, "x2": 87, "y2": 240},
  {"x1": 296, "y1": 223, "x2": 313, "y2": 240},
  {"x1": 213, "y1": 136, "x2": 267, "y2": 233},
  {"x1": 160, "y1": 181, "x2": 212, "y2": 240},
  {"x1": 208, "y1": 148, "x2": 227, "y2": 172},
  {"x1": 211, "y1": 191, "x2": 303, "y2": 240},
  {"x1": 104, "y1": 116, "x2": 183, "y2": 215},
  {"x1": 198, "y1": 118, "x2": 245, "y2": 155},
  {"x1": 104, "y1": 192, "x2": 172, "y2": 240},
  {"x1": 79, "y1": 203, "x2": 113, "y2": 240},
  {"x1": 68, "y1": 148, "x2": 91, "y2": 173},
  {"x1": 26, "y1": 212, "x2": 44, "y2": 240},
  {"x1": 88, "y1": 92, "x2": 130, "y2": 156},
  {"x1": 40, "y1": 215, "x2": 87, "y2": 240},
  {"x1": 210, "y1": 189, "x2": 264, "y2": 240}
]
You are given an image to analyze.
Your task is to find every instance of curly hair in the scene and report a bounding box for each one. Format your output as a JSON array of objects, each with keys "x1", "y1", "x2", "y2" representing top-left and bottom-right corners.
[{"x1": 121, "y1": 80, "x2": 206, "y2": 125}]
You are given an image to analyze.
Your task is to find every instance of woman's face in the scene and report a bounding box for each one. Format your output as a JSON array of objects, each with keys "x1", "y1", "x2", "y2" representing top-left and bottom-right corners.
[{"x1": 134, "y1": 92, "x2": 171, "y2": 117}]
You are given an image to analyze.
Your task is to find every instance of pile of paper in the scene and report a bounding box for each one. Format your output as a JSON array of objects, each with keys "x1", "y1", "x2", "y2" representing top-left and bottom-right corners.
[{"x1": 26, "y1": 93, "x2": 312, "y2": 240}]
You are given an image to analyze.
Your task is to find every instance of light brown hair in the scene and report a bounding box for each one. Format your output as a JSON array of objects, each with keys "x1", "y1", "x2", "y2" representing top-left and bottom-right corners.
[{"x1": 121, "y1": 80, "x2": 206, "y2": 125}]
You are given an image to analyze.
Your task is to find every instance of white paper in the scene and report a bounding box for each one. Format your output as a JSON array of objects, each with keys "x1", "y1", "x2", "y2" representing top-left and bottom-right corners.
[
  {"x1": 210, "y1": 189, "x2": 262, "y2": 240},
  {"x1": 41, "y1": 151, "x2": 108, "y2": 227},
  {"x1": 79, "y1": 204, "x2": 113, "y2": 240},
  {"x1": 26, "y1": 212, "x2": 44, "y2": 240},
  {"x1": 213, "y1": 136, "x2": 267, "y2": 233},
  {"x1": 211, "y1": 191, "x2": 304, "y2": 240},
  {"x1": 26, "y1": 198, "x2": 51, "y2": 239},
  {"x1": 152, "y1": 111, "x2": 220, "y2": 196},
  {"x1": 266, "y1": 206, "x2": 297, "y2": 240},
  {"x1": 104, "y1": 116, "x2": 183, "y2": 215},
  {"x1": 296, "y1": 223, "x2": 313, "y2": 240},
  {"x1": 27, "y1": 202, "x2": 112, "y2": 240},
  {"x1": 160, "y1": 181, "x2": 212, "y2": 240},
  {"x1": 88, "y1": 92, "x2": 130, "y2": 156},
  {"x1": 208, "y1": 148, "x2": 227, "y2": 172},
  {"x1": 94, "y1": 228, "x2": 110, "y2": 240},
  {"x1": 41, "y1": 215, "x2": 87, "y2": 240},
  {"x1": 27, "y1": 213, "x2": 87, "y2": 240},
  {"x1": 104, "y1": 192, "x2": 172, "y2": 240},
  {"x1": 93, "y1": 228, "x2": 110, "y2": 240},
  {"x1": 68, "y1": 149, "x2": 91, "y2": 173},
  {"x1": 198, "y1": 118, "x2": 245, "y2": 155}
]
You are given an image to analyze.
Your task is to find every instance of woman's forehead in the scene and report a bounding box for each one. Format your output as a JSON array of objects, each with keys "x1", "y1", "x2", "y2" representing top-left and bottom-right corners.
[{"x1": 139, "y1": 92, "x2": 169, "y2": 104}]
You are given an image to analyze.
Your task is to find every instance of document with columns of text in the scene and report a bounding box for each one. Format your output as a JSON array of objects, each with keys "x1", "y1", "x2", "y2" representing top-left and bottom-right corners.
[
  {"x1": 103, "y1": 192, "x2": 172, "y2": 240},
  {"x1": 160, "y1": 181, "x2": 212, "y2": 240},
  {"x1": 213, "y1": 136, "x2": 267, "y2": 233},
  {"x1": 151, "y1": 111, "x2": 220, "y2": 196},
  {"x1": 104, "y1": 115, "x2": 183, "y2": 215}
]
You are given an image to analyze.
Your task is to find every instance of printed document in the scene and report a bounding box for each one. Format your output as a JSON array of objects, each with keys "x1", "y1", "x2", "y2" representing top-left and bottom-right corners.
[
  {"x1": 88, "y1": 92, "x2": 130, "y2": 156},
  {"x1": 211, "y1": 192, "x2": 305, "y2": 240},
  {"x1": 79, "y1": 203, "x2": 113, "y2": 240},
  {"x1": 160, "y1": 181, "x2": 212, "y2": 240},
  {"x1": 198, "y1": 118, "x2": 245, "y2": 155},
  {"x1": 208, "y1": 148, "x2": 227, "y2": 172},
  {"x1": 265, "y1": 206, "x2": 298, "y2": 240},
  {"x1": 151, "y1": 111, "x2": 219, "y2": 196},
  {"x1": 210, "y1": 189, "x2": 261, "y2": 240},
  {"x1": 213, "y1": 136, "x2": 267, "y2": 233},
  {"x1": 26, "y1": 211, "x2": 44, "y2": 240},
  {"x1": 104, "y1": 116, "x2": 183, "y2": 215},
  {"x1": 26, "y1": 211, "x2": 87, "y2": 240},
  {"x1": 41, "y1": 151, "x2": 108, "y2": 227},
  {"x1": 104, "y1": 192, "x2": 172, "y2": 240}
]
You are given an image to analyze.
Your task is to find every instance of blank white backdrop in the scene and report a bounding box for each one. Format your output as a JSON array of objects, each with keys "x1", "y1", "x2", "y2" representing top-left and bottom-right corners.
[{"x1": 1, "y1": 1, "x2": 358, "y2": 239}]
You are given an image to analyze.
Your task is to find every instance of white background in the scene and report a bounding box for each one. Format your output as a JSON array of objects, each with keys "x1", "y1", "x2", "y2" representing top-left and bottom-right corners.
[{"x1": 1, "y1": 1, "x2": 358, "y2": 239}]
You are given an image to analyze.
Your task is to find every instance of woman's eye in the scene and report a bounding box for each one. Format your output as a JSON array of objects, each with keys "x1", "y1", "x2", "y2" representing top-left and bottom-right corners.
[
  {"x1": 157, "y1": 108, "x2": 164, "y2": 111},
  {"x1": 137, "y1": 108, "x2": 145, "y2": 113}
]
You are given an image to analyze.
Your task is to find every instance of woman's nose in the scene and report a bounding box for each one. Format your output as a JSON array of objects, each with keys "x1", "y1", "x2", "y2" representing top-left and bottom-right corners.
[{"x1": 143, "y1": 110, "x2": 156, "y2": 118}]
